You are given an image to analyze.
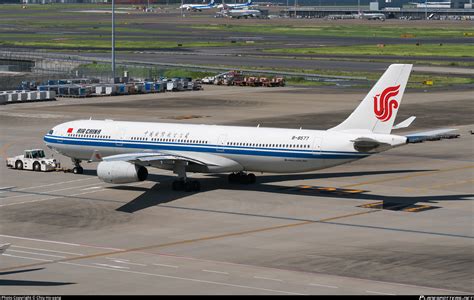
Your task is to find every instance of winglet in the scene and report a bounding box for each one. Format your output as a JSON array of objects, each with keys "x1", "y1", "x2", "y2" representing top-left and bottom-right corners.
[{"x1": 393, "y1": 116, "x2": 416, "y2": 130}]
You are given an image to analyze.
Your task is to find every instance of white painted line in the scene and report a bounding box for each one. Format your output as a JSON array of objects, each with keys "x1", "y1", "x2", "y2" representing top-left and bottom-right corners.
[
  {"x1": 254, "y1": 276, "x2": 283, "y2": 282},
  {"x1": 110, "y1": 260, "x2": 147, "y2": 267},
  {"x1": 0, "y1": 234, "x2": 81, "y2": 246},
  {"x1": 367, "y1": 290, "x2": 396, "y2": 295},
  {"x1": 14, "y1": 178, "x2": 95, "y2": 192},
  {"x1": 94, "y1": 263, "x2": 130, "y2": 270},
  {"x1": 153, "y1": 263, "x2": 179, "y2": 268},
  {"x1": 106, "y1": 257, "x2": 129, "y2": 261},
  {"x1": 0, "y1": 187, "x2": 107, "y2": 208},
  {"x1": 1, "y1": 182, "x2": 105, "y2": 200},
  {"x1": 12, "y1": 245, "x2": 84, "y2": 256},
  {"x1": 8, "y1": 249, "x2": 66, "y2": 258},
  {"x1": 0, "y1": 234, "x2": 123, "y2": 251},
  {"x1": 2, "y1": 253, "x2": 53, "y2": 262},
  {"x1": 81, "y1": 186, "x2": 102, "y2": 191},
  {"x1": 202, "y1": 269, "x2": 229, "y2": 275},
  {"x1": 61, "y1": 261, "x2": 305, "y2": 295},
  {"x1": 309, "y1": 283, "x2": 338, "y2": 289}
]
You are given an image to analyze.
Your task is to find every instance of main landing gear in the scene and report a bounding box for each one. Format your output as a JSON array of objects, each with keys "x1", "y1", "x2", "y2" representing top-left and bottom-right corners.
[
  {"x1": 171, "y1": 161, "x2": 200, "y2": 192},
  {"x1": 228, "y1": 172, "x2": 256, "y2": 184},
  {"x1": 72, "y1": 159, "x2": 83, "y2": 174}
]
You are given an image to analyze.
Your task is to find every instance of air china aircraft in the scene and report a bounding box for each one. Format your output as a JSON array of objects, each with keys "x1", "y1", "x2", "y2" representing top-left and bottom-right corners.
[
  {"x1": 43, "y1": 64, "x2": 450, "y2": 192},
  {"x1": 180, "y1": 0, "x2": 216, "y2": 11}
]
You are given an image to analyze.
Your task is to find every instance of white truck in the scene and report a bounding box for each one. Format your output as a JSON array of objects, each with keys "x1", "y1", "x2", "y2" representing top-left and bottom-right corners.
[{"x1": 6, "y1": 149, "x2": 59, "y2": 172}]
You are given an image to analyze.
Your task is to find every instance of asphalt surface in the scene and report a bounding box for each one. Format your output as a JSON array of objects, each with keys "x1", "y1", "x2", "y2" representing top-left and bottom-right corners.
[{"x1": 0, "y1": 85, "x2": 472, "y2": 294}]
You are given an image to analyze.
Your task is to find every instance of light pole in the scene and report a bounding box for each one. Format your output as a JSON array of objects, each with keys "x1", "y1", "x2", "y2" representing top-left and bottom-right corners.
[{"x1": 111, "y1": 0, "x2": 116, "y2": 83}]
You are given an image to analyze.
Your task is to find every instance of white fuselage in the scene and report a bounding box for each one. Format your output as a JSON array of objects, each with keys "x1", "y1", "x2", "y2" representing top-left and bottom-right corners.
[{"x1": 44, "y1": 119, "x2": 405, "y2": 174}]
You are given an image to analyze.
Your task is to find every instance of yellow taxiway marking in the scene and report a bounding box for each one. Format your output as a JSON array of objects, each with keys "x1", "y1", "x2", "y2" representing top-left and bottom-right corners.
[
  {"x1": 342, "y1": 165, "x2": 474, "y2": 188},
  {"x1": 0, "y1": 210, "x2": 378, "y2": 272}
]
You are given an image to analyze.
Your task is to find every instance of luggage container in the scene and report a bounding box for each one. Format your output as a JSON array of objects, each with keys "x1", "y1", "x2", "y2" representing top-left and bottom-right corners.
[
  {"x1": 0, "y1": 94, "x2": 7, "y2": 105},
  {"x1": 116, "y1": 84, "x2": 128, "y2": 95},
  {"x1": 27, "y1": 91, "x2": 37, "y2": 101},
  {"x1": 7, "y1": 92, "x2": 18, "y2": 102},
  {"x1": 134, "y1": 83, "x2": 145, "y2": 94},
  {"x1": 104, "y1": 85, "x2": 116, "y2": 95},
  {"x1": 95, "y1": 86, "x2": 105, "y2": 95},
  {"x1": 38, "y1": 91, "x2": 47, "y2": 100},
  {"x1": 18, "y1": 92, "x2": 28, "y2": 101},
  {"x1": 144, "y1": 82, "x2": 153, "y2": 93},
  {"x1": 46, "y1": 91, "x2": 56, "y2": 100},
  {"x1": 58, "y1": 85, "x2": 70, "y2": 96}
]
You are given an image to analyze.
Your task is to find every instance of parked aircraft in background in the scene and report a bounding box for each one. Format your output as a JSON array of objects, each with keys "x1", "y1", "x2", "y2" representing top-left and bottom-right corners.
[
  {"x1": 179, "y1": 0, "x2": 216, "y2": 11},
  {"x1": 217, "y1": 0, "x2": 254, "y2": 9},
  {"x1": 358, "y1": 12, "x2": 386, "y2": 20}
]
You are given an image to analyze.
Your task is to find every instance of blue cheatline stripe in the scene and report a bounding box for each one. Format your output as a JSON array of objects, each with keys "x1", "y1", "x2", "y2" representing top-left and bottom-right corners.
[{"x1": 44, "y1": 135, "x2": 370, "y2": 160}]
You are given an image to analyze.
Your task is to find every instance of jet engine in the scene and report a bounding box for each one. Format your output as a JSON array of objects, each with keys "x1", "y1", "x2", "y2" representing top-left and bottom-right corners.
[{"x1": 97, "y1": 161, "x2": 148, "y2": 184}]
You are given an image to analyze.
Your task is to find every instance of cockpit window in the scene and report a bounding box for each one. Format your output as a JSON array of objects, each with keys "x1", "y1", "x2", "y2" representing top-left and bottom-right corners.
[{"x1": 48, "y1": 129, "x2": 54, "y2": 135}]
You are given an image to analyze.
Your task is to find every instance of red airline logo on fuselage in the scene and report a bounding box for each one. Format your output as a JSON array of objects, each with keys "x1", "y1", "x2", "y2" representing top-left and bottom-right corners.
[{"x1": 373, "y1": 85, "x2": 400, "y2": 122}]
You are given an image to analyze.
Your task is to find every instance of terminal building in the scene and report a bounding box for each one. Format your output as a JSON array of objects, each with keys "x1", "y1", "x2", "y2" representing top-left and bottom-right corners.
[{"x1": 284, "y1": 1, "x2": 474, "y2": 19}]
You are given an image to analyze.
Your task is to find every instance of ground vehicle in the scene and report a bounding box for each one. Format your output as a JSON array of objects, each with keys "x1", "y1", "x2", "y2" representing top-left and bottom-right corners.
[{"x1": 6, "y1": 149, "x2": 59, "y2": 172}]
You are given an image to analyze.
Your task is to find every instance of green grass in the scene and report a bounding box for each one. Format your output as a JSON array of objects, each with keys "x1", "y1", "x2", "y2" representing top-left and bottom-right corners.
[
  {"x1": 265, "y1": 43, "x2": 474, "y2": 58},
  {"x1": 191, "y1": 24, "x2": 474, "y2": 39},
  {"x1": 0, "y1": 38, "x2": 250, "y2": 50}
]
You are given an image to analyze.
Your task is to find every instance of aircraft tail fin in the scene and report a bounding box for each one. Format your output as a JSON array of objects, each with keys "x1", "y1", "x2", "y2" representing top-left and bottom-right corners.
[{"x1": 329, "y1": 64, "x2": 412, "y2": 134}]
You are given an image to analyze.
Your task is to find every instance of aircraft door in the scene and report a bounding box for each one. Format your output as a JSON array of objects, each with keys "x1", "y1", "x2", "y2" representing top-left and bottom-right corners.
[
  {"x1": 312, "y1": 136, "x2": 322, "y2": 155},
  {"x1": 217, "y1": 134, "x2": 227, "y2": 153},
  {"x1": 114, "y1": 128, "x2": 126, "y2": 150}
]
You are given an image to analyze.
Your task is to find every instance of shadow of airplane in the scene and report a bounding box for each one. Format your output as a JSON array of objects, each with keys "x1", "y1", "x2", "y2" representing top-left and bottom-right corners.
[
  {"x1": 0, "y1": 267, "x2": 75, "y2": 286},
  {"x1": 113, "y1": 169, "x2": 474, "y2": 213}
]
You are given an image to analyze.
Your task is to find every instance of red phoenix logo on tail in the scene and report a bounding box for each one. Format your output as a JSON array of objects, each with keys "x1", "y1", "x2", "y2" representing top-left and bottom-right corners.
[{"x1": 373, "y1": 85, "x2": 400, "y2": 122}]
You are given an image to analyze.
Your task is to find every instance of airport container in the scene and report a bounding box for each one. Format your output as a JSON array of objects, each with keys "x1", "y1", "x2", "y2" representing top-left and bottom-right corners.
[
  {"x1": 38, "y1": 91, "x2": 47, "y2": 100},
  {"x1": 134, "y1": 83, "x2": 145, "y2": 94},
  {"x1": 104, "y1": 85, "x2": 116, "y2": 95},
  {"x1": 153, "y1": 82, "x2": 164, "y2": 93},
  {"x1": 58, "y1": 85, "x2": 70, "y2": 96},
  {"x1": 47, "y1": 91, "x2": 56, "y2": 100},
  {"x1": 0, "y1": 94, "x2": 6, "y2": 105},
  {"x1": 95, "y1": 86, "x2": 105, "y2": 95},
  {"x1": 7, "y1": 92, "x2": 18, "y2": 102},
  {"x1": 27, "y1": 91, "x2": 37, "y2": 101},
  {"x1": 37, "y1": 85, "x2": 48, "y2": 91},
  {"x1": 58, "y1": 80, "x2": 68, "y2": 85},
  {"x1": 144, "y1": 82, "x2": 153, "y2": 93},
  {"x1": 116, "y1": 84, "x2": 128, "y2": 95},
  {"x1": 18, "y1": 92, "x2": 28, "y2": 101}
]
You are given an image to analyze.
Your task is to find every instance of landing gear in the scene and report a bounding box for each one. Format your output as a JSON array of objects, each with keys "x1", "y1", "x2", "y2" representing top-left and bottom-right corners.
[
  {"x1": 228, "y1": 172, "x2": 256, "y2": 184},
  {"x1": 171, "y1": 161, "x2": 200, "y2": 192},
  {"x1": 72, "y1": 159, "x2": 83, "y2": 174}
]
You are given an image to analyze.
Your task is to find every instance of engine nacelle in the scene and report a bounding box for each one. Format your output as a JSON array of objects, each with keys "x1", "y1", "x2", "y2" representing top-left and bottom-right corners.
[{"x1": 97, "y1": 161, "x2": 148, "y2": 184}]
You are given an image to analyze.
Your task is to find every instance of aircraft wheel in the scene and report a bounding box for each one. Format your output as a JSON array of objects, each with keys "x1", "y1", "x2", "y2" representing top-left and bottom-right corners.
[
  {"x1": 247, "y1": 173, "x2": 256, "y2": 184},
  {"x1": 73, "y1": 166, "x2": 83, "y2": 174},
  {"x1": 228, "y1": 173, "x2": 238, "y2": 183}
]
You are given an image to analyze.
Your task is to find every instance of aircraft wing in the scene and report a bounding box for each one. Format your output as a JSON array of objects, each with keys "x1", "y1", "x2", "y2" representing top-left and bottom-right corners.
[
  {"x1": 102, "y1": 150, "x2": 242, "y2": 172},
  {"x1": 405, "y1": 128, "x2": 459, "y2": 143}
]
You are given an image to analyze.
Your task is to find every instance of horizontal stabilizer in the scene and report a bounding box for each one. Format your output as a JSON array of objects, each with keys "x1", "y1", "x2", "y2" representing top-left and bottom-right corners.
[
  {"x1": 406, "y1": 128, "x2": 459, "y2": 143},
  {"x1": 393, "y1": 116, "x2": 416, "y2": 130}
]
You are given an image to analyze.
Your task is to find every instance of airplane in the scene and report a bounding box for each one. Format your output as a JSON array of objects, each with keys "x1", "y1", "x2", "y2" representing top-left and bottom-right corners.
[
  {"x1": 358, "y1": 12, "x2": 386, "y2": 21},
  {"x1": 219, "y1": 7, "x2": 262, "y2": 18},
  {"x1": 179, "y1": 0, "x2": 216, "y2": 12},
  {"x1": 43, "y1": 64, "x2": 453, "y2": 192},
  {"x1": 217, "y1": 0, "x2": 254, "y2": 9}
]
